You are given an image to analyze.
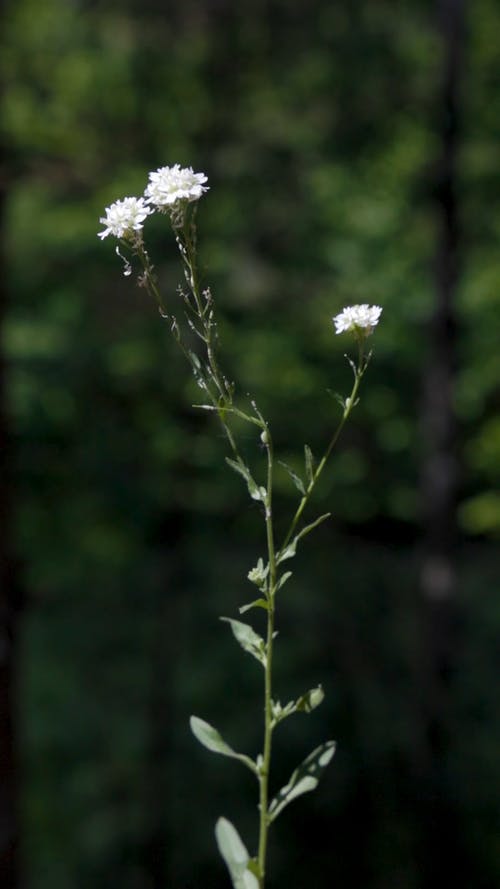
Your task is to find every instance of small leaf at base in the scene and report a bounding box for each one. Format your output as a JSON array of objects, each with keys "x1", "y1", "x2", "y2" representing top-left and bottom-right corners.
[{"x1": 215, "y1": 818, "x2": 260, "y2": 889}]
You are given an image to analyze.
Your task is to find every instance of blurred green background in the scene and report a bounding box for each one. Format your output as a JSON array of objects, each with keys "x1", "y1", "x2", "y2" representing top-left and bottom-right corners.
[{"x1": 1, "y1": 0, "x2": 499, "y2": 887}]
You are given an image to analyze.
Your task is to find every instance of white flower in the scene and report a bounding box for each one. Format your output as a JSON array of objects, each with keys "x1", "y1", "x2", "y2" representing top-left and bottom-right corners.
[
  {"x1": 144, "y1": 164, "x2": 209, "y2": 209},
  {"x1": 333, "y1": 304, "x2": 383, "y2": 335},
  {"x1": 98, "y1": 196, "x2": 152, "y2": 240}
]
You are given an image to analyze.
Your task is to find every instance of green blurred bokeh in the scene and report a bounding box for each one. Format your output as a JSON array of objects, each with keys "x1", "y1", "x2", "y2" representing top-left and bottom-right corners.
[{"x1": 1, "y1": 0, "x2": 499, "y2": 887}]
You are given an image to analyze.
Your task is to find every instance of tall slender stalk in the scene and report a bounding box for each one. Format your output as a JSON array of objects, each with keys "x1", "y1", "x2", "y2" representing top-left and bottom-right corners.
[
  {"x1": 257, "y1": 429, "x2": 276, "y2": 886},
  {"x1": 99, "y1": 170, "x2": 382, "y2": 889},
  {"x1": 135, "y1": 226, "x2": 371, "y2": 889}
]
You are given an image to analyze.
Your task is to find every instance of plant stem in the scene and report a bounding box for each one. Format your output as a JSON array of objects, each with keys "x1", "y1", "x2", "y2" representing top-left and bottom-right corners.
[
  {"x1": 136, "y1": 215, "x2": 371, "y2": 889},
  {"x1": 134, "y1": 239, "x2": 167, "y2": 314},
  {"x1": 181, "y1": 219, "x2": 232, "y2": 406},
  {"x1": 281, "y1": 339, "x2": 368, "y2": 552},
  {"x1": 257, "y1": 427, "x2": 277, "y2": 888}
]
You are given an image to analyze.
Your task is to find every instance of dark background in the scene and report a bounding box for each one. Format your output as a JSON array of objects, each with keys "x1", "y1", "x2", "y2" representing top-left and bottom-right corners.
[{"x1": 1, "y1": 0, "x2": 499, "y2": 887}]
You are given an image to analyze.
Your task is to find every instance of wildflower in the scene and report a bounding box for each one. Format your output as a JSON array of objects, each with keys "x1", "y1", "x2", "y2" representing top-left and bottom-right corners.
[
  {"x1": 333, "y1": 304, "x2": 382, "y2": 335},
  {"x1": 98, "y1": 196, "x2": 152, "y2": 240},
  {"x1": 145, "y1": 164, "x2": 209, "y2": 209}
]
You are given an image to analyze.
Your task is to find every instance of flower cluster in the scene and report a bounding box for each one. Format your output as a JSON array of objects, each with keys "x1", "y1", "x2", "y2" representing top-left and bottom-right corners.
[
  {"x1": 333, "y1": 304, "x2": 382, "y2": 336},
  {"x1": 145, "y1": 164, "x2": 209, "y2": 209},
  {"x1": 98, "y1": 196, "x2": 152, "y2": 241},
  {"x1": 97, "y1": 171, "x2": 383, "y2": 345},
  {"x1": 98, "y1": 165, "x2": 208, "y2": 240}
]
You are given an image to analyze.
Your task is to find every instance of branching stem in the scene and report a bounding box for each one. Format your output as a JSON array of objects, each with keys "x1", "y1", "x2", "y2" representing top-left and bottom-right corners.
[
  {"x1": 132, "y1": 211, "x2": 372, "y2": 889},
  {"x1": 281, "y1": 338, "x2": 369, "y2": 552}
]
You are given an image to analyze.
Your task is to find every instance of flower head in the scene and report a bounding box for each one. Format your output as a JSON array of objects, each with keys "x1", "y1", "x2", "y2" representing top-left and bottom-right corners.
[
  {"x1": 145, "y1": 164, "x2": 209, "y2": 209},
  {"x1": 333, "y1": 304, "x2": 382, "y2": 336},
  {"x1": 98, "y1": 196, "x2": 152, "y2": 240}
]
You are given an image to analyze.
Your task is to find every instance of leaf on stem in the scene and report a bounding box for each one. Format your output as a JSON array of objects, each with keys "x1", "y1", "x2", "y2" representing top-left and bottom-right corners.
[
  {"x1": 275, "y1": 570, "x2": 293, "y2": 593},
  {"x1": 270, "y1": 698, "x2": 296, "y2": 727},
  {"x1": 215, "y1": 818, "x2": 260, "y2": 889},
  {"x1": 188, "y1": 349, "x2": 201, "y2": 370},
  {"x1": 326, "y1": 389, "x2": 347, "y2": 411},
  {"x1": 271, "y1": 685, "x2": 324, "y2": 728},
  {"x1": 362, "y1": 349, "x2": 373, "y2": 373},
  {"x1": 295, "y1": 684, "x2": 325, "y2": 713},
  {"x1": 220, "y1": 617, "x2": 267, "y2": 667},
  {"x1": 345, "y1": 354, "x2": 358, "y2": 379},
  {"x1": 278, "y1": 461, "x2": 306, "y2": 495},
  {"x1": 277, "y1": 513, "x2": 331, "y2": 564},
  {"x1": 268, "y1": 741, "x2": 336, "y2": 823},
  {"x1": 276, "y1": 541, "x2": 297, "y2": 564},
  {"x1": 226, "y1": 457, "x2": 266, "y2": 502},
  {"x1": 304, "y1": 445, "x2": 315, "y2": 485},
  {"x1": 190, "y1": 716, "x2": 257, "y2": 775},
  {"x1": 239, "y1": 598, "x2": 269, "y2": 615}
]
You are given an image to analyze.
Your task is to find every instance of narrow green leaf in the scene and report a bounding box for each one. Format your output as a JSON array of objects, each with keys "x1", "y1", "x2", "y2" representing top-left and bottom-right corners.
[
  {"x1": 276, "y1": 539, "x2": 297, "y2": 564},
  {"x1": 271, "y1": 686, "x2": 324, "y2": 728},
  {"x1": 304, "y1": 444, "x2": 315, "y2": 484},
  {"x1": 190, "y1": 715, "x2": 232, "y2": 755},
  {"x1": 225, "y1": 457, "x2": 251, "y2": 483},
  {"x1": 215, "y1": 818, "x2": 260, "y2": 889},
  {"x1": 279, "y1": 461, "x2": 306, "y2": 495},
  {"x1": 190, "y1": 716, "x2": 257, "y2": 774},
  {"x1": 239, "y1": 598, "x2": 269, "y2": 615},
  {"x1": 226, "y1": 457, "x2": 265, "y2": 500},
  {"x1": 276, "y1": 571, "x2": 293, "y2": 592},
  {"x1": 277, "y1": 513, "x2": 331, "y2": 564},
  {"x1": 225, "y1": 457, "x2": 265, "y2": 502},
  {"x1": 268, "y1": 740, "x2": 336, "y2": 823},
  {"x1": 345, "y1": 354, "x2": 358, "y2": 379},
  {"x1": 295, "y1": 684, "x2": 325, "y2": 713},
  {"x1": 221, "y1": 617, "x2": 266, "y2": 667},
  {"x1": 295, "y1": 512, "x2": 331, "y2": 543},
  {"x1": 189, "y1": 349, "x2": 201, "y2": 370}
]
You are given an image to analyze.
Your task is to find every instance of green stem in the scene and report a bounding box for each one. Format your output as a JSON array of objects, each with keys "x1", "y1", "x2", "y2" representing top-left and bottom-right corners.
[
  {"x1": 258, "y1": 427, "x2": 277, "y2": 888},
  {"x1": 133, "y1": 239, "x2": 167, "y2": 314},
  {"x1": 182, "y1": 221, "x2": 231, "y2": 405},
  {"x1": 281, "y1": 339, "x2": 368, "y2": 551},
  {"x1": 181, "y1": 231, "x2": 278, "y2": 884},
  {"x1": 132, "y1": 205, "x2": 377, "y2": 889}
]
